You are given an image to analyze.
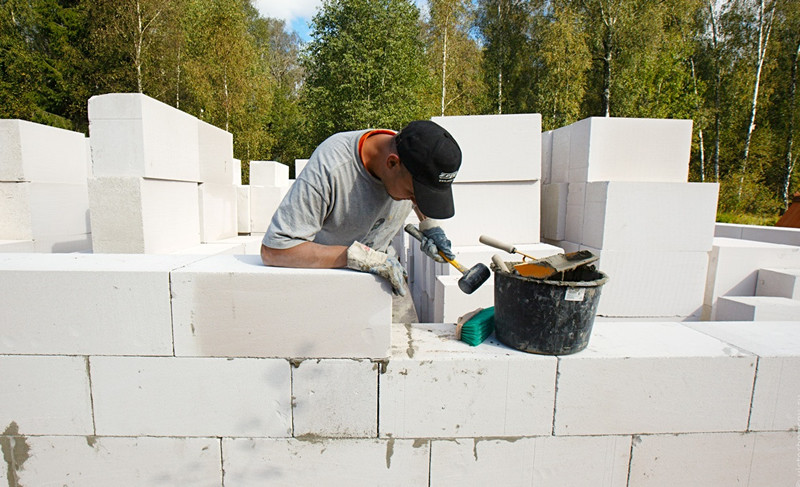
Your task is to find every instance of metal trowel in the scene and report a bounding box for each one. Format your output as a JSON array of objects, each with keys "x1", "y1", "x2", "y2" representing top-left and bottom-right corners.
[{"x1": 479, "y1": 235, "x2": 599, "y2": 279}]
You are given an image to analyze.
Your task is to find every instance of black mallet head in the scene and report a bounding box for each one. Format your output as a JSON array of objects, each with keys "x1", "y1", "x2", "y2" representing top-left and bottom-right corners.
[{"x1": 457, "y1": 262, "x2": 491, "y2": 294}]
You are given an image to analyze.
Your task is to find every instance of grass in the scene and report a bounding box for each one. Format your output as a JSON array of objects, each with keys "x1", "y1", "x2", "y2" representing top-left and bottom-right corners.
[{"x1": 716, "y1": 212, "x2": 781, "y2": 226}]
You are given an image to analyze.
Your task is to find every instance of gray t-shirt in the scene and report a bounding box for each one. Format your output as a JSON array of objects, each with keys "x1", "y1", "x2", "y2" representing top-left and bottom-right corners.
[{"x1": 262, "y1": 129, "x2": 413, "y2": 253}]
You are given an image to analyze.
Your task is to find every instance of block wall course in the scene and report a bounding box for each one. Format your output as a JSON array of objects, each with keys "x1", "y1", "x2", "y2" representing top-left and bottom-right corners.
[
  {"x1": 627, "y1": 431, "x2": 797, "y2": 486},
  {"x1": 380, "y1": 324, "x2": 556, "y2": 438},
  {"x1": 541, "y1": 129, "x2": 553, "y2": 184},
  {"x1": 0, "y1": 119, "x2": 89, "y2": 183},
  {"x1": 0, "y1": 355, "x2": 93, "y2": 435},
  {"x1": 90, "y1": 356, "x2": 291, "y2": 437},
  {"x1": 686, "y1": 321, "x2": 800, "y2": 432},
  {"x1": 249, "y1": 160, "x2": 289, "y2": 187},
  {"x1": 236, "y1": 185, "x2": 251, "y2": 234},
  {"x1": 0, "y1": 181, "x2": 90, "y2": 242},
  {"x1": 715, "y1": 296, "x2": 800, "y2": 321},
  {"x1": 0, "y1": 253, "x2": 203, "y2": 356},
  {"x1": 429, "y1": 435, "x2": 631, "y2": 487},
  {"x1": 249, "y1": 185, "x2": 289, "y2": 233},
  {"x1": 7, "y1": 436, "x2": 222, "y2": 487},
  {"x1": 554, "y1": 322, "x2": 756, "y2": 436},
  {"x1": 756, "y1": 268, "x2": 800, "y2": 299},
  {"x1": 292, "y1": 359, "x2": 378, "y2": 438},
  {"x1": 222, "y1": 438, "x2": 430, "y2": 486},
  {"x1": 540, "y1": 182, "x2": 568, "y2": 241},
  {"x1": 170, "y1": 255, "x2": 392, "y2": 359},
  {"x1": 431, "y1": 114, "x2": 542, "y2": 183},
  {"x1": 88, "y1": 93, "x2": 201, "y2": 182}
]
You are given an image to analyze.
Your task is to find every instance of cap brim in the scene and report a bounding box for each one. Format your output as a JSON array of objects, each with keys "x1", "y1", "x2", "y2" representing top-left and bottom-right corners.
[{"x1": 412, "y1": 179, "x2": 455, "y2": 219}]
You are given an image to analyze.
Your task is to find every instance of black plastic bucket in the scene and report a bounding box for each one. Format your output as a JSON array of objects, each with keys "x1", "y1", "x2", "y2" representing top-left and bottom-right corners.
[{"x1": 493, "y1": 263, "x2": 608, "y2": 355}]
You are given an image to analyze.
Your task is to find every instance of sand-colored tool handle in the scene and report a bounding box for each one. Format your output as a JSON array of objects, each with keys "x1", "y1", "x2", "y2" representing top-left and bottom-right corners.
[
  {"x1": 479, "y1": 235, "x2": 515, "y2": 253},
  {"x1": 491, "y1": 254, "x2": 511, "y2": 273}
]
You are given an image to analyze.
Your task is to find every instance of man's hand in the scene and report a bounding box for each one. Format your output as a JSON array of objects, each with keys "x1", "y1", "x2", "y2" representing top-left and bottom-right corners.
[
  {"x1": 346, "y1": 241, "x2": 408, "y2": 296},
  {"x1": 419, "y1": 220, "x2": 455, "y2": 263}
]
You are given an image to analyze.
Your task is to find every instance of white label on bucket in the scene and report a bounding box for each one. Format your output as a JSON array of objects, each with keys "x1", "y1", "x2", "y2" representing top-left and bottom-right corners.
[{"x1": 565, "y1": 288, "x2": 585, "y2": 302}]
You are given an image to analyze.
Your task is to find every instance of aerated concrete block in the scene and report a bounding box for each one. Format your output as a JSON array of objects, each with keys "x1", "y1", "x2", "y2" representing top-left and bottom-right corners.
[
  {"x1": 0, "y1": 240, "x2": 34, "y2": 252},
  {"x1": 433, "y1": 275, "x2": 495, "y2": 323},
  {"x1": 704, "y1": 238, "x2": 800, "y2": 320},
  {"x1": 0, "y1": 181, "x2": 90, "y2": 241},
  {"x1": 431, "y1": 114, "x2": 542, "y2": 182},
  {"x1": 582, "y1": 182, "x2": 719, "y2": 251},
  {"x1": 91, "y1": 356, "x2": 290, "y2": 437},
  {"x1": 585, "y1": 247, "x2": 709, "y2": 318},
  {"x1": 249, "y1": 160, "x2": 289, "y2": 187},
  {"x1": 197, "y1": 119, "x2": 234, "y2": 184},
  {"x1": 445, "y1": 181, "x2": 540, "y2": 247},
  {"x1": 541, "y1": 183, "x2": 568, "y2": 241},
  {"x1": 741, "y1": 224, "x2": 800, "y2": 246},
  {"x1": 566, "y1": 117, "x2": 693, "y2": 183},
  {"x1": 628, "y1": 432, "x2": 797, "y2": 487},
  {"x1": 250, "y1": 185, "x2": 289, "y2": 233},
  {"x1": 198, "y1": 182, "x2": 237, "y2": 242},
  {"x1": 292, "y1": 359, "x2": 378, "y2": 438},
  {"x1": 294, "y1": 159, "x2": 309, "y2": 178},
  {"x1": 0, "y1": 253, "x2": 202, "y2": 355},
  {"x1": 232, "y1": 158, "x2": 242, "y2": 185},
  {"x1": 715, "y1": 296, "x2": 800, "y2": 321},
  {"x1": 0, "y1": 119, "x2": 89, "y2": 183},
  {"x1": 554, "y1": 322, "x2": 756, "y2": 436},
  {"x1": 550, "y1": 126, "x2": 571, "y2": 183},
  {"x1": 756, "y1": 268, "x2": 800, "y2": 299},
  {"x1": 170, "y1": 254, "x2": 392, "y2": 358},
  {"x1": 565, "y1": 182, "x2": 585, "y2": 244},
  {"x1": 541, "y1": 130, "x2": 553, "y2": 184},
  {"x1": 380, "y1": 324, "x2": 557, "y2": 438},
  {"x1": 222, "y1": 438, "x2": 430, "y2": 486},
  {"x1": 430, "y1": 436, "x2": 631, "y2": 487},
  {"x1": 685, "y1": 321, "x2": 800, "y2": 431},
  {"x1": 236, "y1": 185, "x2": 251, "y2": 233},
  {"x1": 88, "y1": 93, "x2": 200, "y2": 182},
  {"x1": 0, "y1": 356, "x2": 92, "y2": 435},
  {"x1": 172, "y1": 242, "x2": 246, "y2": 256},
  {"x1": 88, "y1": 176, "x2": 200, "y2": 253},
  {"x1": 8, "y1": 436, "x2": 223, "y2": 487},
  {"x1": 213, "y1": 233, "x2": 264, "y2": 254}
]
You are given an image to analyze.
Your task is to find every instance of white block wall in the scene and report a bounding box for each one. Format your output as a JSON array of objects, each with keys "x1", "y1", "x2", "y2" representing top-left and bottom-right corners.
[
  {"x1": 431, "y1": 114, "x2": 542, "y2": 182},
  {"x1": 0, "y1": 119, "x2": 88, "y2": 183},
  {"x1": 88, "y1": 94, "x2": 200, "y2": 182},
  {"x1": 250, "y1": 160, "x2": 289, "y2": 187},
  {"x1": 197, "y1": 119, "x2": 234, "y2": 184},
  {"x1": 540, "y1": 182, "x2": 568, "y2": 241},
  {"x1": 198, "y1": 182, "x2": 237, "y2": 242},
  {"x1": 757, "y1": 267, "x2": 800, "y2": 299},
  {"x1": 716, "y1": 222, "x2": 800, "y2": 247},
  {"x1": 236, "y1": 185, "x2": 251, "y2": 234},
  {"x1": 170, "y1": 255, "x2": 392, "y2": 358},
  {"x1": 89, "y1": 177, "x2": 201, "y2": 253},
  {"x1": 250, "y1": 185, "x2": 290, "y2": 233},
  {"x1": 550, "y1": 117, "x2": 693, "y2": 183},
  {"x1": 715, "y1": 296, "x2": 800, "y2": 321}
]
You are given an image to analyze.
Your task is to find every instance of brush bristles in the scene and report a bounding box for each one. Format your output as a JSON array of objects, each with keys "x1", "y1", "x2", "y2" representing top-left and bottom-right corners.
[{"x1": 459, "y1": 307, "x2": 495, "y2": 346}]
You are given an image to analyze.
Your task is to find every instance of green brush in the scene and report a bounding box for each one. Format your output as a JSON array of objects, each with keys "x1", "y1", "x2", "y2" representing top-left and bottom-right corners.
[{"x1": 457, "y1": 307, "x2": 495, "y2": 346}]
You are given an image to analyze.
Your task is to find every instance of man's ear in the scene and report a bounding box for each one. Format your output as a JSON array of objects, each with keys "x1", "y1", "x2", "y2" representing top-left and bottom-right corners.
[{"x1": 386, "y1": 153, "x2": 401, "y2": 169}]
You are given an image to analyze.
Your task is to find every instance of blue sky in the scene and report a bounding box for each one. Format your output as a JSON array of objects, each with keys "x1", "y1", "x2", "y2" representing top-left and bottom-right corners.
[{"x1": 255, "y1": 0, "x2": 429, "y2": 43}]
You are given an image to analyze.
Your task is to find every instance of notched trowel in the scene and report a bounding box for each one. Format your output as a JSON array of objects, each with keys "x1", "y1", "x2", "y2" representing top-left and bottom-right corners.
[{"x1": 479, "y1": 235, "x2": 599, "y2": 279}]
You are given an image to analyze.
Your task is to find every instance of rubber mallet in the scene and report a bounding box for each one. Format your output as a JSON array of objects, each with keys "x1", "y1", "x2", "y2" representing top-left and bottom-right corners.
[{"x1": 404, "y1": 224, "x2": 491, "y2": 294}]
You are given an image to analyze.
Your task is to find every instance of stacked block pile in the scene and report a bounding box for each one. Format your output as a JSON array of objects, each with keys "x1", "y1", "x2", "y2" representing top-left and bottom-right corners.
[
  {"x1": 541, "y1": 117, "x2": 720, "y2": 318},
  {"x1": 88, "y1": 93, "x2": 252, "y2": 255},
  {"x1": 1, "y1": 250, "x2": 797, "y2": 484},
  {"x1": 247, "y1": 160, "x2": 293, "y2": 235},
  {"x1": 0, "y1": 120, "x2": 92, "y2": 253},
  {"x1": 409, "y1": 114, "x2": 562, "y2": 323}
]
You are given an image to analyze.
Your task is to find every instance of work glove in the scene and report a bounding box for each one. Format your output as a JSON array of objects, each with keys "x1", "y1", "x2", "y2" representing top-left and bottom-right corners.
[
  {"x1": 346, "y1": 241, "x2": 408, "y2": 296},
  {"x1": 419, "y1": 219, "x2": 455, "y2": 263}
]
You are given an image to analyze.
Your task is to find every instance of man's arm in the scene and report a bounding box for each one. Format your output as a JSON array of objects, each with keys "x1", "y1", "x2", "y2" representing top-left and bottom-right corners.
[{"x1": 260, "y1": 242, "x2": 348, "y2": 269}]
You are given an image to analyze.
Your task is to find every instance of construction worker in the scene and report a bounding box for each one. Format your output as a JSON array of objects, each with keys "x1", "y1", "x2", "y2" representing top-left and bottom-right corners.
[{"x1": 260, "y1": 120, "x2": 462, "y2": 296}]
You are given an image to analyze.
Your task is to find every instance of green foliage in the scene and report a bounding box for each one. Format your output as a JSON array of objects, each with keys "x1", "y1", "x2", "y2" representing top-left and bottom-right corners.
[
  {"x1": 717, "y1": 171, "x2": 782, "y2": 216},
  {"x1": 303, "y1": 0, "x2": 431, "y2": 144}
]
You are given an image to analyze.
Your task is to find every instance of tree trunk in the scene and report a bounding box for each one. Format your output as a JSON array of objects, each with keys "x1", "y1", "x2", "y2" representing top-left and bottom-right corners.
[
  {"x1": 782, "y1": 39, "x2": 800, "y2": 210},
  {"x1": 601, "y1": 30, "x2": 612, "y2": 117},
  {"x1": 691, "y1": 58, "x2": 706, "y2": 182},
  {"x1": 135, "y1": 0, "x2": 144, "y2": 93},
  {"x1": 708, "y1": 0, "x2": 721, "y2": 181},
  {"x1": 441, "y1": 24, "x2": 448, "y2": 116},
  {"x1": 739, "y1": 0, "x2": 776, "y2": 200}
]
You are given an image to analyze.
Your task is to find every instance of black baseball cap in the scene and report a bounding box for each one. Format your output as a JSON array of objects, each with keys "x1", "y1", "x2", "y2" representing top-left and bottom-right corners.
[{"x1": 396, "y1": 120, "x2": 462, "y2": 219}]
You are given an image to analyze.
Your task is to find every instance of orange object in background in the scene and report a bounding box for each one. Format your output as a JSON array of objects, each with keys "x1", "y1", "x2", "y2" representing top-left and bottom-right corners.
[{"x1": 776, "y1": 193, "x2": 800, "y2": 228}]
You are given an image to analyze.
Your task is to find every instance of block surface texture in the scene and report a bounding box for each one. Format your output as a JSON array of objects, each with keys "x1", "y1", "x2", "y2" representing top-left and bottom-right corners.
[
  {"x1": 554, "y1": 322, "x2": 756, "y2": 435},
  {"x1": 0, "y1": 253, "x2": 202, "y2": 355},
  {"x1": 380, "y1": 324, "x2": 557, "y2": 438},
  {"x1": 91, "y1": 356, "x2": 290, "y2": 437},
  {"x1": 0, "y1": 119, "x2": 88, "y2": 183},
  {"x1": 170, "y1": 254, "x2": 392, "y2": 358}
]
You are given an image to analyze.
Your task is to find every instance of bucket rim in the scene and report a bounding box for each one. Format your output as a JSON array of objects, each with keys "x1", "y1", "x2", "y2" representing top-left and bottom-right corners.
[{"x1": 492, "y1": 264, "x2": 609, "y2": 287}]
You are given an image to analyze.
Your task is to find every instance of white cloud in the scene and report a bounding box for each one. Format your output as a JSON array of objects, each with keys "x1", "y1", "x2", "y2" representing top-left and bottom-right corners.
[{"x1": 253, "y1": 0, "x2": 322, "y2": 23}]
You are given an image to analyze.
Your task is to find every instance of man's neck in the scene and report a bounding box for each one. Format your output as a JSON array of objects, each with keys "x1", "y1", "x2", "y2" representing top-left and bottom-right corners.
[{"x1": 361, "y1": 132, "x2": 394, "y2": 179}]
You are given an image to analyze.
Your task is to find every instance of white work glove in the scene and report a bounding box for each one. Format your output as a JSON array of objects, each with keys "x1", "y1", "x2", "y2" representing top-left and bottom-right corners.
[
  {"x1": 346, "y1": 241, "x2": 408, "y2": 296},
  {"x1": 419, "y1": 219, "x2": 455, "y2": 263}
]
